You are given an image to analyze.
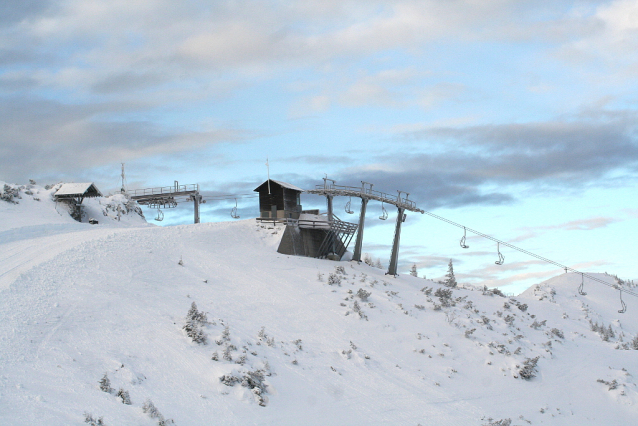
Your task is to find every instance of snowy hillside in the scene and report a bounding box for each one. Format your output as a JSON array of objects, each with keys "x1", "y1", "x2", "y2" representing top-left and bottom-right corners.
[{"x1": 1, "y1": 191, "x2": 637, "y2": 426}]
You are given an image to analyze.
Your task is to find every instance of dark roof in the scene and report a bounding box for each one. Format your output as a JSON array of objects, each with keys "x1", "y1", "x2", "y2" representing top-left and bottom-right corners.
[{"x1": 254, "y1": 179, "x2": 304, "y2": 193}]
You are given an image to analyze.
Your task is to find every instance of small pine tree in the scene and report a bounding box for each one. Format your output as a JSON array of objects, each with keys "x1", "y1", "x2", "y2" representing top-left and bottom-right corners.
[
  {"x1": 444, "y1": 259, "x2": 457, "y2": 288},
  {"x1": 99, "y1": 373, "x2": 113, "y2": 394},
  {"x1": 116, "y1": 388, "x2": 132, "y2": 405},
  {"x1": 410, "y1": 264, "x2": 418, "y2": 277}
]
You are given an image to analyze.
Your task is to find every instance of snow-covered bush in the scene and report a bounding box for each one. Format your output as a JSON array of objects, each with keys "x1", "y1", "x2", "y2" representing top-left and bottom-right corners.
[
  {"x1": 410, "y1": 264, "x2": 418, "y2": 277},
  {"x1": 518, "y1": 356, "x2": 540, "y2": 380},
  {"x1": 356, "y1": 288, "x2": 371, "y2": 301},
  {"x1": 334, "y1": 266, "x2": 347, "y2": 275},
  {"x1": 99, "y1": 373, "x2": 113, "y2": 394},
  {"x1": 483, "y1": 419, "x2": 511, "y2": 426},
  {"x1": 84, "y1": 413, "x2": 105, "y2": 426},
  {"x1": 116, "y1": 388, "x2": 132, "y2": 405},
  {"x1": 434, "y1": 288, "x2": 454, "y2": 307},
  {"x1": 183, "y1": 302, "x2": 208, "y2": 344},
  {"x1": 220, "y1": 369, "x2": 268, "y2": 406},
  {"x1": 327, "y1": 273, "x2": 341, "y2": 286},
  {"x1": 142, "y1": 399, "x2": 174, "y2": 425},
  {"x1": 1, "y1": 184, "x2": 20, "y2": 204}
]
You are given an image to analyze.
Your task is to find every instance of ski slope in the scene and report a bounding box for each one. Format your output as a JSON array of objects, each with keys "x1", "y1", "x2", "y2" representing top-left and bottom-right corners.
[{"x1": 0, "y1": 182, "x2": 637, "y2": 425}]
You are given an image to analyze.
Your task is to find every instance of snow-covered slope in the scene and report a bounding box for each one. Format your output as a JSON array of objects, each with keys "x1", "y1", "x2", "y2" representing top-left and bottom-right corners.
[{"x1": 0, "y1": 191, "x2": 637, "y2": 426}]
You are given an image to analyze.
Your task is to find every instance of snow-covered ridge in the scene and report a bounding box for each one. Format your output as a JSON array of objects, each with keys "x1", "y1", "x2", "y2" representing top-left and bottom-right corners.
[
  {"x1": 0, "y1": 186, "x2": 637, "y2": 425},
  {"x1": 0, "y1": 181, "x2": 147, "y2": 234}
]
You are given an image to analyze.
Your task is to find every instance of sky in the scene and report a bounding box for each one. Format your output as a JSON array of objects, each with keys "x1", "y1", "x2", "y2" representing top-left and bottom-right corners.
[{"x1": 1, "y1": 0, "x2": 637, "y2": 293}]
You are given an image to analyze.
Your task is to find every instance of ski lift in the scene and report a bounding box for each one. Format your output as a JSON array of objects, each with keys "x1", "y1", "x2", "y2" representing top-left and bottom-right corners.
[
  {"x1": 460, "y1": 227, "x2": 469, "y2": 249},
  {"x1": 345, "y1": 197, "x2": 354, "y2": 214},
  {"x1": 154, "y1": 208, "x2": 164, "y2": 222},
  {"x1": 618, "y1": 289, "x2": 627, "y2": 314},
  {"x1": 379, "y1": 202, "x2": 388, "y2": 220},
  {"x1": 495, "y1": 242, "x2": 504, "y2": 265},
  {"x1": 231, "y1": 198, "x2": 240, "y2": 219},
  {"x1": 578, "y1": 273, "x2": 587, "y2": 296}
]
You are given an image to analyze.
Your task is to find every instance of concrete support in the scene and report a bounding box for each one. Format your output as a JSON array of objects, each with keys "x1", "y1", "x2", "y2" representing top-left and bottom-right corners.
[
  {"x1": 352, "y1": 197, "x2": 369, "y2": 262},
  {"x1": 193, "y1": 193, "x2": 201, "y2": 224},
  {"x1": 387, "y1": 207, "x2": 405, "y2": 276}
]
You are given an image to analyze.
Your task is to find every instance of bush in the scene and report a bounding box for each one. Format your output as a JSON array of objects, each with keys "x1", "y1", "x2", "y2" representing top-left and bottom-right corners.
[
  {"x1": 99, "y1": 373, "x2": 113, "y2": 393},
  {"x1": 183, "y1": 302, "x2": 208, "y2": 344},
  {"x1": 518, "y1": 356, "x2": 540, "y2": 380},
  {"x1": 328, "y1": 273, "x2": 341, "y2": 286},
  {"x1": 116, "y1": 388, "x2": 132, "y2": 405},
  {"x1": 356, "y1": 288, "x2": 371, "y2": 301},
  {"x1": 84, "y1": 413, "x2": 105, "y2": 426}
]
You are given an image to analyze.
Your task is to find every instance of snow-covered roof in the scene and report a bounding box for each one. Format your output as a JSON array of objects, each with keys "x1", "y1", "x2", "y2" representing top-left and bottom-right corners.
[
  {"x1": 254, "y1": 179, "x2": 304, "y2": 192},
  {"x1": 55, "y1": 182, "x2": 103, "y2": 198}
]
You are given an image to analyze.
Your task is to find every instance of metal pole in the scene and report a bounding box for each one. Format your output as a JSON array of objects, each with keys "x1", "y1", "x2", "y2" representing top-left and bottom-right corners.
[
  {"x1": 326, "y1": 195, "x2": 333, "y2": 222},
  {"x1": 194, "y1": 193, "x2": 200, "y2": 224},
  {"x1": 352, "y1": 197, "x2": 368, "y2": 262},
  {"x1": 387, "y1": 207, "x2": 405, "y2": 276}
]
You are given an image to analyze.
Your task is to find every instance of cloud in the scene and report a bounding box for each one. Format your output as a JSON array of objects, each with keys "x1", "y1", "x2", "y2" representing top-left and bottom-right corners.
[
  {"x1": 512, "y1": 216, "x2": 619, "y2": 242},
  {"x1": 0, "y1": 96, "x2": 248, "y2": 183}
]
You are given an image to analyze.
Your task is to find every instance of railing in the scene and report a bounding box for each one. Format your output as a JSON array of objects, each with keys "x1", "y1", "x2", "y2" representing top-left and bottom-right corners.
[
  {"x1": 130, "y1": 184, "x2": 199, "y2": 199},
  {"x1": 307, "y1": 182, "x2": 422, "y2": 212}
]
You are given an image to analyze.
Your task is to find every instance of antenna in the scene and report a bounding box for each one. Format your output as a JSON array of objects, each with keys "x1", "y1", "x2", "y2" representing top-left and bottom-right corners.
[
  {"x1": 120, "y1": 163, "x2": 128, "y2": 194},
  {"x1": 266, "y1": 158, "x2": 271, "y2": 195}
]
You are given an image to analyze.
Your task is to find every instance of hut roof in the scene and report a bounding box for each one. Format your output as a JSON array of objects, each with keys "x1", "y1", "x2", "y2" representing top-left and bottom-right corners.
[
  {"x1": 54, "y1": 182, "x2": 103, "y2": 198},
  {"x1": 254, "y1": 179, "x2": 304, "y2": 193}
]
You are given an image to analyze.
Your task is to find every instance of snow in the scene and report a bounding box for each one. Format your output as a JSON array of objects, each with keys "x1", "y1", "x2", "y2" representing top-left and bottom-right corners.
[
  {"x1": 1, "y1": 181, "x2": 637, "y2": 425},
  {"x1": 54, "y1": 182, "x2": 102, "y2": 197}
]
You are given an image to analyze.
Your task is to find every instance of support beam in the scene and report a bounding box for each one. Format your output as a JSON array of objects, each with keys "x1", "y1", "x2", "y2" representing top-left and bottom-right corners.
[
  {"x1": 352, "y1": 197, "x2": 369, "y2": 262},
  {"x1": 387, "y1": 207, "x2": 405, "y2": 276},
  {"x1": 326, "y1": 195, "x2": 334, "y2": 221},
  {"x1": 193, "y1": 193, "x2": 201, "y2": 224}
]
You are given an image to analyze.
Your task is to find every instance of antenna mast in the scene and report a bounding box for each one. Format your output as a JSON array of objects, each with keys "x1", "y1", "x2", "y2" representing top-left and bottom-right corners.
[{"x1": 120, "y1": 163, "x2": 128, "y2": 194}]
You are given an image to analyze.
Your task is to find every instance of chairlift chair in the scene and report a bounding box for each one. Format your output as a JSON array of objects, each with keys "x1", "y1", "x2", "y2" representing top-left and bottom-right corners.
[
  {"x1": 345, "y1": 197, "x2": 354, "y2": 214},
  {"x1": 231, "y1": 198, "x2": 240, "y2": 219},
  {"x1": 495, "y1": 242, "x2": 504, "y2": 265},
  {"x1": 379, "y1": 202, "x2": 388, "y2": 220},
  {"x1": 155, "y1": 208, "x2": 164, "y2": 222},
  {"x1": 460, "y1": 227, "x2": 469, "y2": 249}
]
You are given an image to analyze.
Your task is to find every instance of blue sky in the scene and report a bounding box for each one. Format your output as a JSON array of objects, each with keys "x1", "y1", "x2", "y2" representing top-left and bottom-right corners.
[{"x1": 2, "y1": 0, "x2": 637, "y2": 294}]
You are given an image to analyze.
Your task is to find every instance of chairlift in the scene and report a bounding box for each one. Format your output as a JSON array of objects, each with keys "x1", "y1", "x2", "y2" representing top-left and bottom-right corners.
[
  {"x1": 154, "y1": 208, "x2": 164, "y2": 222},
  {"x1": 495, "y1": 242, "x2": 504, "y2": 265},
  {"x1": 618, "y1": 289, "x2": 627, "y2": 314},
  {"x1": 379, "y1": 202, "x2": 388, "y2": 220},
  {"x1": 460, "y1": 227, "x2": 469, "y2": 249},
  {"x1": 578, "y1": 273, "x2": 587, "y2": 296},
  {"x1": 345, "y1": 197, "x2": 354, "y2": 214},
  {"x1": 231, "y1": 198, "x2": 240, "y2": 219}
]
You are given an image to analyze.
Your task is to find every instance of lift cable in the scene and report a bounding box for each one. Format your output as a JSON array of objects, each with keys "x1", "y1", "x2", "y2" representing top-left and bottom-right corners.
[{"x1": 421, "y1": 210, "x2": 638, "y2": 299}]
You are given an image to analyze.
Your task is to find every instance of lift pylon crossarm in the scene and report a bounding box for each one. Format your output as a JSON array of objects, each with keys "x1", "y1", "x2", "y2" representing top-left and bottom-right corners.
[{"x1": 306, "y1": 183, "x2": 424, "y2": 213}]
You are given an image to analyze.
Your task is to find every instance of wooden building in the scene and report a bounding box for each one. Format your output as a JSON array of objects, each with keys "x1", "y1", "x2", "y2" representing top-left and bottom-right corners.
[
  {"x1": 53, "y1": 182, "x2": 103, "y2": 222},
  {"x1": 254, "y1": 179, "x2": 303, "y2": 219},
  {"x1": 54, "y1": 182, "x2": 103, "y2": 204}
]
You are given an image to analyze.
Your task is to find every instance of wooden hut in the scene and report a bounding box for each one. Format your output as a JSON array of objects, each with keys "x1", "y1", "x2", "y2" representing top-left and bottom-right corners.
[
  {"x1": 54, "y1": 182, "x2": 103, "y2": 204},
  {"x1": 254, "y1": 179, "x2": 303, "y2": 219},
  {"x1": 53, "y1": 182, "x2": 103, "y2": 222}
]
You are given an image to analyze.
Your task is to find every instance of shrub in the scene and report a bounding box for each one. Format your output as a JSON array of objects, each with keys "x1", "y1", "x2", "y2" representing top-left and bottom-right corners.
[
  {"x1": 356, "y1": 288, "x2": 371, "y2": 301},
  {"x1": 434, "y1": 288, "x2": 454, "y2": 307},
  {"x1": 328, "y1": 273, "x2": 341, "y2": 286},
  {"x1": 84, "y1": 413, "x2": 105, "y2": 426},
  {"x1": 116, "y1": 388, "x2": 132, "y2": 405},
  {"x1": 99, "y1": 373, "x2": 113, "y2": 394},
  {"x1": 183, "y1": 302, "x2": 208, "y2": 344},
  {"x1": 518, "y1": 356, "x2": 540, "y2": 380}
]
